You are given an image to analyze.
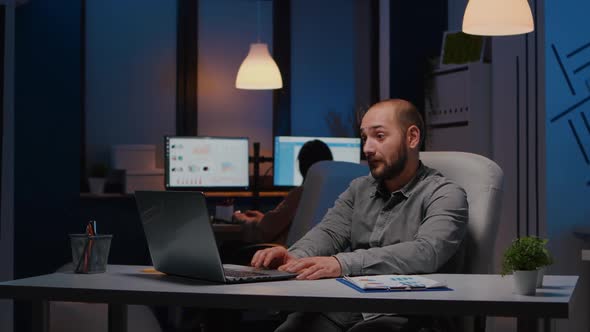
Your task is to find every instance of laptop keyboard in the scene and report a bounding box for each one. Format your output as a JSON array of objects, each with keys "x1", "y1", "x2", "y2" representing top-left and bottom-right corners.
[{"x1": 224, "y1": 269, "x2": 269, "y2": 279}]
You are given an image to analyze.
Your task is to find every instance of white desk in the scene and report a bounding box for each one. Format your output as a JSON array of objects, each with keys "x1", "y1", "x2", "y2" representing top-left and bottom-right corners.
[{"x1": 0, "y1": 265, "x2": 578, "y2": 332}]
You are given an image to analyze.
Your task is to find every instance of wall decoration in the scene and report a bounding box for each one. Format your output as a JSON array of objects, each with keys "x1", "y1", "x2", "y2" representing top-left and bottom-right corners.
[{"x1": 548, "y1": 41, "x2": 590, "y2": 187}]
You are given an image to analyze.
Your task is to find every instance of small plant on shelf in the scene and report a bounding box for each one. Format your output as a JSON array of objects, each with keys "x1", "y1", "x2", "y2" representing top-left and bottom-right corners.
[
  {"x1": 89, "y1": 163, "x2": 108, "y2": 179},
  {"x1": 88, "y1": 163, "x2": 109, "y2": 194}
]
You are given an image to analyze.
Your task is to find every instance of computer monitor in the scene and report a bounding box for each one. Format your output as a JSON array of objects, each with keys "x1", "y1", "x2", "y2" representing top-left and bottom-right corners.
[
  {"x1": 273, "y1": 136, "x2": 361, "y2": 187},
  {"x1": 165, "y1": 136, "x2": 249, "y2": 190}
]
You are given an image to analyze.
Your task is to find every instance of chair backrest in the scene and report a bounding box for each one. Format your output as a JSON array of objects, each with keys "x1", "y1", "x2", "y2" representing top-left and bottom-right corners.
[
  {"x1": 419, "y1": 151, "x2": 504, "y2": 274},
  {"x1": 285, "y1": 160, "x2": 369, "y2": 246}
]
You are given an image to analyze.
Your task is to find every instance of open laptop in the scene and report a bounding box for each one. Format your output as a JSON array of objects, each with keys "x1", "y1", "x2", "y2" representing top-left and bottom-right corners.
[{"x1": 135, "y1": 190, "x2": 297, "y2": 283}]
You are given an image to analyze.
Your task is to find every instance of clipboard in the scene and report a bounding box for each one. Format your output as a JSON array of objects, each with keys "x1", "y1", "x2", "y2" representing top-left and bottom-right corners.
[{"x1": 336, "y1": 275, "x2": 452, "y2": 293}]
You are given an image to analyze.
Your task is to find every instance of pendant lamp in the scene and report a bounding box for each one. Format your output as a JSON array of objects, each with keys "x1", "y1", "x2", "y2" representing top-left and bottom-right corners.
[
  {"x1": 462, "y1": 0, "x2": 534, "y2": 36},
  {"x1": 235, "y1": 1, "x2": 283, "y2": 90}
]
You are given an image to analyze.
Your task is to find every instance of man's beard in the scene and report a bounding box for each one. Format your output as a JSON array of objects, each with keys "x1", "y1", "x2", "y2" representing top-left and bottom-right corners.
[{"x1": 369, "y1": 143, "x2": 408, "y2": 181}]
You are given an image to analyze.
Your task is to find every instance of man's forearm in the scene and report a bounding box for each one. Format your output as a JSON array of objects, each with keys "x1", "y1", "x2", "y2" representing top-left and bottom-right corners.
[
  {"x1": 335, "y1": 225, "x2": 466, "y2": 276},
  {"x1": 335, "y1": 239, "x2": 439, "y2": 275}
]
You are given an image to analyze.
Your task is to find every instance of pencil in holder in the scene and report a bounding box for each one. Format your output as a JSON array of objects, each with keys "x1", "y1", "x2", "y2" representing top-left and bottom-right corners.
[{"x1": 69, "y1": 234, "x2": 113, "y2": 273}]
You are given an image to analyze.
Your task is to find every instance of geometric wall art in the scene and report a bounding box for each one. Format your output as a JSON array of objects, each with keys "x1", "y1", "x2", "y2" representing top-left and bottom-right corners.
[{"x1": 549, "y1": 41, "x2": 590, "y2": 184}]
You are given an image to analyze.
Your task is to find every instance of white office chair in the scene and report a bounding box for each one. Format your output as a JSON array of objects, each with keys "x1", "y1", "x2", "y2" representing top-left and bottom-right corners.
[
  {"x1": 419, "y1": 151, "x2": 504, "y2": 275},
  {"x1": 420, "y1": 151, "x2": 504, "y2": 332},
  {"x1": 286, "y1": 160, "x2": 369, "y2": 246},
  {"x1": 289, "y1": 154, "x2": 503, "y2": 274}
]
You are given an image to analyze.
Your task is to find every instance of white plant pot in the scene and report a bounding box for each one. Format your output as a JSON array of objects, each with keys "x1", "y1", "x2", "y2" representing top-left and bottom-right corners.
[
  {"x1": 513, "y1": 270, "x2": 538, "y2": 295},
  {"x1": 536, "y1": 266, "x2": 546, "y2": 288},
  {"x1": 88, "y1": 177, "x2": 106, "y2": 194}
]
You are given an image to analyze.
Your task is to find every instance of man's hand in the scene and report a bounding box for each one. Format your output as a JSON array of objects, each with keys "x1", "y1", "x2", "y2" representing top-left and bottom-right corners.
[
  {"x1": 279, "y1": 256, "x2": 342, "y2": 280},
  {"x1": 233, "y1": 210, "x2": 264, "y2": 223},
  {"x1": 251, "y1": 246, "x2": 296, "y2": 269}
]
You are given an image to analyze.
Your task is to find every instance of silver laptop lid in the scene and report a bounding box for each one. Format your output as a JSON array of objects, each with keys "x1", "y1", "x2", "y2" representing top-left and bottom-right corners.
[{"x1": 135, "y1": 191, "x2": 226, "y2": 283}]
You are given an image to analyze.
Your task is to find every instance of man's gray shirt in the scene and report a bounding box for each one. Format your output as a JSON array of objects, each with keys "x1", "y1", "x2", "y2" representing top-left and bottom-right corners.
[{"x1": 289, "y1": 162, "x2": 468, "y2": 276}]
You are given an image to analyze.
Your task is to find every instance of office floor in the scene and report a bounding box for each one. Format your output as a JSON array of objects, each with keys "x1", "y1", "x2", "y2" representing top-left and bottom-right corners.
[{"x1": 154, "y1": 307, "x2": 283, "y2": 332}]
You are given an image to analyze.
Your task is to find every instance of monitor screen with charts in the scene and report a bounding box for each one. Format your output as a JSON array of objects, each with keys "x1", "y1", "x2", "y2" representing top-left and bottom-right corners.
[
  {"x1": 273, "y1": 136, "x2": 362, "y2": 187},
  {"x1": 165, "y1": 136, "x2": 249, "y2": 190}
]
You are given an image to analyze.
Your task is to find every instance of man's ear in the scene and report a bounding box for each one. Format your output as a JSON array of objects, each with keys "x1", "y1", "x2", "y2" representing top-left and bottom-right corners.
[{"x1": 406, "y1": 125, "x2": 421, "y2": 149}]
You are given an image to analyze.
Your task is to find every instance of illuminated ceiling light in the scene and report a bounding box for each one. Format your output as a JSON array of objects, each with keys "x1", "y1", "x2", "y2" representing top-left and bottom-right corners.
[
  {"x1": 236, "y1": 43, "x2": 283, "y2": 90},
  {"x1": 235, "y1": 0, "x2": 283, "y2": 90},
  {"x1": 462, "y1": 0, "x2": 534, "y2": 36}
]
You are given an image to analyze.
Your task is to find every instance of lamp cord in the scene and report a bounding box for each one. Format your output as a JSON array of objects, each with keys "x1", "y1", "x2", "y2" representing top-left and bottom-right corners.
[{"x1": 257, "y1": 0, "x2": 261, "y2": 42}]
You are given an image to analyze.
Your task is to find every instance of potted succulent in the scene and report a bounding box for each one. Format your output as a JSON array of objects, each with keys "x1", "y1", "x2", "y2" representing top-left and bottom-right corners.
[
  {"x1": 501, "y1": 236, "x2": 552, "y2": 295},
  {"x1": 88, "y1": 163, "x2": 108, "y2": 194}
]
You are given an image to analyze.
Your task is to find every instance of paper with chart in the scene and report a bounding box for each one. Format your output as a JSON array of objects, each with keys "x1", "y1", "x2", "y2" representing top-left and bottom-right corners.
[{"x1": 343, "y1": 275, "x2": 447, "y2": 290}]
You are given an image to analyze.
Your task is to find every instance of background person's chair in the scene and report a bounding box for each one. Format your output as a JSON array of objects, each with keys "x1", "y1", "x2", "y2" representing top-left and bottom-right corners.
[
  {"x1": 285, "y1": 160, "x2": 369, "y2": 246},
  {"x1": 229, "y1": 160, "x2": 369, "y2": 264},
  {"x1": 420, "y1": 151, "x2": 504, "y2": 332}
]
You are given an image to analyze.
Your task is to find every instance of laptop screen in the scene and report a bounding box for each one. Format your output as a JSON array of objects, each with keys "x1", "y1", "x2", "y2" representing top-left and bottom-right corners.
[
  {"x1": 273, "y1": 136, "x2": 361, "y2": 187},
  {"x1": 165, "y1": 136, "x2": 249, "y2": 190}
]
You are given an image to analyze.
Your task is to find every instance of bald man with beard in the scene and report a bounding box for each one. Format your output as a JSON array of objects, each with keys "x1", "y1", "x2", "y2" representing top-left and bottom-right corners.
[{"x1": 252, "y1": 99, "x2": 468, "y2": 332}]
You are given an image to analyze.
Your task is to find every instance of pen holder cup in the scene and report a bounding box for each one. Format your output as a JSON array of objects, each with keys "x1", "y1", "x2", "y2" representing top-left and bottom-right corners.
[{"x1": 69, "y1": 234, "x2": 113, "y2": 273}]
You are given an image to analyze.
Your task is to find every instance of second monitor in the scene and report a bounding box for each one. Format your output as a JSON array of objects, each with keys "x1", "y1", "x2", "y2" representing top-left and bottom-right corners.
[{"x1": 274, "y1": 136, "x2": 361, "y2": 187}]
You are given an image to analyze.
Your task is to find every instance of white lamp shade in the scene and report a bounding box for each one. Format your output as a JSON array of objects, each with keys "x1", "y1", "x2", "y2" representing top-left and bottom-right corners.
[
  {"x1": 235, "y1": 43, "x2": 283, "y2": 90},
  {"x1": 462, "y1": 0, "x2": 534, "y2": 36}
]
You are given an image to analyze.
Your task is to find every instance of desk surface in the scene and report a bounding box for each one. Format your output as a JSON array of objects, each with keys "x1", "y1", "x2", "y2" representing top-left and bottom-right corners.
[{"x1": 0, "y1": 265, "x2": 578, "y2": 318}]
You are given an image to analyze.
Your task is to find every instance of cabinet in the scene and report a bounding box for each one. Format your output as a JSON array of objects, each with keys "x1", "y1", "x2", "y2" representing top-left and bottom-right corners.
[{"x1": 425, "y1": 63, "x2": 492, "y2": 157}]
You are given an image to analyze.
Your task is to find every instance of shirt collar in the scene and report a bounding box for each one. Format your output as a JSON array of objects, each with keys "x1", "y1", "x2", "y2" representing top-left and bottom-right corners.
[{"x1": 370, "y1": 162, "x2": 427, "y2": 199}]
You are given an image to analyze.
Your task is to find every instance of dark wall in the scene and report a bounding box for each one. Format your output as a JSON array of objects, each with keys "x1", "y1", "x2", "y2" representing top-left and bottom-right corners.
[
  {"x1": 0, "y1": 5, "x2": 5, "y2": 225},
  {"x1": 15, "y1": 2, "x2": 82, "y2": 329},
  {"x1": 290, "y1": 0, "x2": 356, "y2": 137},
  {"x1": 85, "y1": 0, "x2": 176, "y2": 169},
  {"x1": 14, "y1": 1, "x2": 82, "y2": 276},
  {"x1": 545, "y1": 0, "x2": 590, "y2": 328},
  {"x1": 389, "y1": 0, "x2": 447, "y2": 112}
]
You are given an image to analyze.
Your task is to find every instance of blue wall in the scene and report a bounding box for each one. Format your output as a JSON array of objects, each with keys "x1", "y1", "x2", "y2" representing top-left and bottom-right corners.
[
  {"x1": 84, "y1": 0, "x2": 359, "y2": 163},
  {"x1": 291, "y1": 0, "x2": 356, "y2": 137},
  {"x1": 545, "y1": 1, "x2": 590, "y2": 329},
  {"x1": 545, "y1": 0, "x2": 590, "y2": 236},
  {"x1": 198, "y1": 0, "x2": 274, "y2": 155},
  {"x1": 85, "y1": 0, "x2": 177, "y2": 168}
]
